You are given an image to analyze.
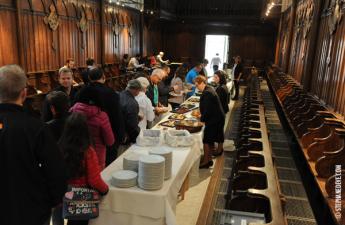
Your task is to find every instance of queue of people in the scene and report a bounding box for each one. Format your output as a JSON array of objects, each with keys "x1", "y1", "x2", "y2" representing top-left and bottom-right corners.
[{"x1": 0, "y1": 52, "x2": 242, "y2": 225}]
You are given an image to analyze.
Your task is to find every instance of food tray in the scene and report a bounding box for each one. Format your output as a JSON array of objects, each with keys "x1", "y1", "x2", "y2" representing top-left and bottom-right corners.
[
  {"x1": 186, "y1": 97, "x2": 200, "y2": 103},
  {"x1": 168, "y1": 113, "x2": 186, "y2": 120},
  {"x1": 175, "y1": 120, "x2": 203, "y2": 133},
  {"x1": 180, "y1": 103, "x2": 197, "y2": 109},
  {"x1": 171, "y1": 107, "x2": 191, "y2": 114},
  {"x1": 159, "y1": 120, "x2": 176, "y2": 128}
]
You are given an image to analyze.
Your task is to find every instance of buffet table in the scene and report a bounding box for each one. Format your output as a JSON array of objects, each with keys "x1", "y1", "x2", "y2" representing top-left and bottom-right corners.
[{"x1": 90, "y1": 97, "x2": 203, "y2": 225}]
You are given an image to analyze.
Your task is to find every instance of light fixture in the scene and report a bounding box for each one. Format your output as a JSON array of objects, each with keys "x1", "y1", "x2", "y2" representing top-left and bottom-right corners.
[
  {"x1": 265, "y1": 1, "x2": 278, "y2": 17},
  {"x1": 150, "y1": 10, "x2": 154, "y2": 15}
]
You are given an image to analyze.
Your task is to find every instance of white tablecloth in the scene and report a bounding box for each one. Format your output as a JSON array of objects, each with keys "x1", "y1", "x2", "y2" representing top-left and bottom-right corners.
[{"x1": 90, "y1": 98, "x2": 203, "y2": 225}]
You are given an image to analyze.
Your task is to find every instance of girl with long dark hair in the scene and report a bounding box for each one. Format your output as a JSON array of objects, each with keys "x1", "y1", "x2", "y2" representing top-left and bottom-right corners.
[{"x1": 59, "y1": 112, "x2": 109, "y2": 225}]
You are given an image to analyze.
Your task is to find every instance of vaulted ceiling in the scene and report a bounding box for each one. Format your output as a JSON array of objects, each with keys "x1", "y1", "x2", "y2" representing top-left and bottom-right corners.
[{"x1": 145, "y1": 0, "x2": 279, "y2": 26}]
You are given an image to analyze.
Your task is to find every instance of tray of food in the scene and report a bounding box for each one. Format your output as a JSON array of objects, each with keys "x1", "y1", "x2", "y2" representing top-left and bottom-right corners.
[
  {"x1": 168, "y1": 113, "x2": 186, "y2": 120},
  {"x1": 159, "y1": 120, "x2": 176, "y2": 128},
  {"x1": 175, "y1": 120, "x2": 204, "y2": 133},
  {"x1": 191, "y1": 109, "x2": 201, "y2": 119},
  {"x1": 180, "y1": 103, "x2": 197, "y2": 109},
  {"x1": 186, "y1": 97, "x2": 200, "y2": 103},
  {"x1": 171, "y1": 103, "x2": 197, "y2": 114},
  {"x1": 171, "y1": 107, "x2": 191, "y2": 114}
]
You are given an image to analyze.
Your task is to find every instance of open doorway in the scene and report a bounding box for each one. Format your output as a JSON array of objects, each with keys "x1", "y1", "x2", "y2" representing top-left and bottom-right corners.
[{"x1": 204, "y1": 35, "x2": 229, "y2": 76}]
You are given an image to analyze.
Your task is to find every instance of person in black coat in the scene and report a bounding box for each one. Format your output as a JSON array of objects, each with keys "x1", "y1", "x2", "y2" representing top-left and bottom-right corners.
[
  {"x1": 232, "y1": 55, "x2": 243, "y2": 100},
  {"x1": 75, "y1": 68, "x2": 125, "y2": 165},
  {"x1": 159, "y1": 65, "x2": 178, "y2": 107},
  {"x1": 81, "y1": 58, "x2": 96, "y2": 85},
  {"x1": 119, "y1": 80, "x2": 142, "y2": 144},
  {"x1": 213, "y1": 70, "x2": 229, "y2": 114},
  {"x1": 45, "y1": 91, "x2": 70, "y2": 142},
  {"x1": 41, "y1": 67, "x2": 78, "y2": 122},
  {"x1": 195, "y1": 75, "x2": 225, "y2": 168},
  {"x1": 0, "y1": 65, "x2": 67, "y2": 225}
]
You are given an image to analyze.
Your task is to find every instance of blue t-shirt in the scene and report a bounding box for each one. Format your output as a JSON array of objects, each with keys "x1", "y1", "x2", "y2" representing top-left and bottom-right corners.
[{"x1": 186, "y1": 68, "x2": 198, "y2": 98}]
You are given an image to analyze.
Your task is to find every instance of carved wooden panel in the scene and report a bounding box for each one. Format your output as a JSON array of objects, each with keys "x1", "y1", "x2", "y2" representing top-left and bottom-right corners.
[
  {"x1": 0, "y1": 0, "x2": 142, "y2": 71},
  {"x1": 288, "y1": 0, "x2": 315, "y2": 82},
  {"x1": 277, "y1": 7, "x2": 293, "y2": 70},
  {"x1": 310, "y1": 0, "x2": 345, "y2": 116}
]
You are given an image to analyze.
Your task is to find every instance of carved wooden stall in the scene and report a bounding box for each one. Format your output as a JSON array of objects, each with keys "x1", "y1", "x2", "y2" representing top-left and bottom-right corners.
[
  {"x1": 267, "y1": 67, "x2": 345, "y2": 225},
  {"x1": 226, "y1": 77, "x2": 287, "y2": 225}
]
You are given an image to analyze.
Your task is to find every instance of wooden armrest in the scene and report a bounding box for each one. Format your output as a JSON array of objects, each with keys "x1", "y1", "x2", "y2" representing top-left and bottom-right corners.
[
  {"x1": 335, "y1": 128, "x2": 345, "y2": 135},
  {"x1": 317, "y1": 111, "x2": 336, "y2": 117},
  {"x1": 314, "y1": 133, "x2": 332, "y2": 142},
  {"x1": 324, "y1": 118, "x2": 345, "y2": 126}
]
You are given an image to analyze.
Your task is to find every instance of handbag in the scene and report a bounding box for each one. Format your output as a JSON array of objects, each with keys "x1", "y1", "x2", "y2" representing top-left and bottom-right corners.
[{"x1": 62, "y1": 185, "x2": 100, "y2": 220}]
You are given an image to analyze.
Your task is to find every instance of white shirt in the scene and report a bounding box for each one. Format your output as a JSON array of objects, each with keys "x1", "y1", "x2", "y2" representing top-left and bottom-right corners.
[
  {"x1": 128, "y1": 57, "x2": 143, "y2": 69},
  {"x1": 135, "y1": 92, "x2": 155, "y2": 130},
  {"x1": 211, "y1": 57, "x2": 222, "y2": 66}
]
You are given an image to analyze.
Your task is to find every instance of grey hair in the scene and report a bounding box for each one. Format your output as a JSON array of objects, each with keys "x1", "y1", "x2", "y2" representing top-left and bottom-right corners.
[
  {"x1": 151, "y1": 68, "x2": 165, "y2": 79},
  {"x1": 0, "y1": 65, "x2": 27, "y2": 103}
]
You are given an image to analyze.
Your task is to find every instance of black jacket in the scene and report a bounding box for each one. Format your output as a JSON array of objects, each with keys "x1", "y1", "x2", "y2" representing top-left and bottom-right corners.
[
  {"x1": 76, "y1": 82, "x2": 126, "y2": 143},
  {"x1": 41, "y1": 85, "x2": 78, "y2": 122},
  {"x1": 46, "y1": 113, "x2": 70, "y2": 141},
  {"x1": 216, "y1": 84, "x2": 230, "y2": 114},
  {"x1": 81, "y1": 68, "x2": 91, "y2": 85},
  {"x1": 119, "y1": 90, "x2": 140, "y2": 143},
  {"x1": 200, "y1": 86, "x2": 225, "y2": 125},
  {"x1": 234, "y1": 63, "x2": 243, "y2": 80},
  {"x1": 0, "y1": 103, "x2": 67, "y2": 225},
  {"x1": 158, "y1": 81, "x2": 171, "y2": 107}
]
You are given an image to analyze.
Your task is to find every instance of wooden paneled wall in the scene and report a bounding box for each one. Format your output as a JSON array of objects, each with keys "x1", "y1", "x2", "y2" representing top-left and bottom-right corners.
[
  {"x1": 275, "y1": 0, "x2": 345, "y2": 116},
  {"x1": 276, "y1": 7, "x2": 293, "y2": 71},
  {"x1": 0, "y1": 0, "x2": 142, "y2": 72},
  {"x1": 310, "y1": 0, "x2": 345, "y2": 115},
  {"x1": 287, "y1": 0, "x2": 321, "y2": 83}
]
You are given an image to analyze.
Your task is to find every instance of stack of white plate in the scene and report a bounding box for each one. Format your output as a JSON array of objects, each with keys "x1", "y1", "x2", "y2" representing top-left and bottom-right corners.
[
  {"x1": 123, "y1": 153, "x2": 142, "y2": 172},
  {"x1": 149, "y1": 149, "x2": 172, "y2": 180},
  {"x1": 138, "y1": 155, "x2": 165, "y2": 190},
  {"x1": 111, "y1": 170, "x2": 138, "y2": 188}
]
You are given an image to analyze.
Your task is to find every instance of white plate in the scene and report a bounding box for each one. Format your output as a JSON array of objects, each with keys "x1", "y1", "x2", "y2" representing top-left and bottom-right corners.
[
  {"x1": 112, "y1": 170, "x2": 138, "y2": 180},
  {"x1": 139, "y1": 155, "x2": 165, "y2": 164}
]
